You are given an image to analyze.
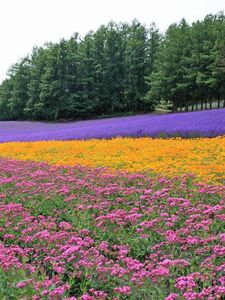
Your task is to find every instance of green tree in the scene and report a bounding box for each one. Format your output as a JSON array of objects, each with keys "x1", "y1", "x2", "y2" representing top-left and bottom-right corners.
[
  {"x1": 0, "y1": 78, "x2": 13, "y2": 120},
  {"x1": 209, "y1": 12, "x2": 225, "y2": 108},
  {"x1": 24, "y1": 46, "x2": 48, "y2": 119},
  {"x1": 103, "y1": 22, "x2": 126, "y2": 113},
  {"x1": 7, "y1": 57, "x2": 31, "y2": 119},
  {"x1": 125, "y1": 20, "x2": 149, "y2": 111},
  {"x1": 145, "y1": 19, "x2": 191, "y2": 111}
]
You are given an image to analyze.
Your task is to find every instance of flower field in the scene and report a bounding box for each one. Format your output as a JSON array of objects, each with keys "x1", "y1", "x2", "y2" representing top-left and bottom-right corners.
[
  {"x1": 0, "y1": 108, "x2": 225, "y2": 142},
  {"x1": 0, "y1": 112, "x2": 225, "y2": 299},
  {"x1": 0, "y1": 136, "x2": 225, "y2": 184}
]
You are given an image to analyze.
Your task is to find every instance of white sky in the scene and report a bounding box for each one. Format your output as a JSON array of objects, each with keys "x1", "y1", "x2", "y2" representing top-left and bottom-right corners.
[{"x1": 0, "y1": 0, "x2": 224, "y2": 83}]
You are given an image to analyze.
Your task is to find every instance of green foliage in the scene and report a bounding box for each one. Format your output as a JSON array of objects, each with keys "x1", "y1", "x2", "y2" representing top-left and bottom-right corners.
[
  {"x1": 6, "y1": 58, "x2": 31, "y2": 119},
  {"x1": 146, "y1": 12, "x2": 225, "y2": 111},
  {"x1": 0, "y1": 13, "x2": 225, "y2": 121},
  {"x1": 0, "y1": 268, "x2": 35, "y2": 299},
  {"x1": 0, "y1": 20, "x2": 160, "y2": 120}
]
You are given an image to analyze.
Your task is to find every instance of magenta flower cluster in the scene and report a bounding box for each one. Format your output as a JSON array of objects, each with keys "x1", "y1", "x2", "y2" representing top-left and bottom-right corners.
[{"x1": 0, "y1": 158, "x2": 224, "y2": 299}]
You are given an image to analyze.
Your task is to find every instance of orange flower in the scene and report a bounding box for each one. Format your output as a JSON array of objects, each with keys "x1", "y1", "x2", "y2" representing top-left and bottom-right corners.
[{"x1": 0, "y1": 136, "x2": 224, "y2": 184}]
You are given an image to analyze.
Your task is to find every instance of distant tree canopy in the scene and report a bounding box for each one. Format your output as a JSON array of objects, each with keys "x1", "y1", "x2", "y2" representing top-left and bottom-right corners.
[
  {"x1": 145, "y1": 12, "x2": 225, "y2": 111},
  {"x1": 0, "y1": 13, "x2": 225, "y2": 121}
]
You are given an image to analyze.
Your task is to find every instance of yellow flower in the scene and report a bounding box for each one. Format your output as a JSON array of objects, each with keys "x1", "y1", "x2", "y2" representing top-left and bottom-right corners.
[{"x1": 0, "y1": 136, "x2": 224, "y2": 184}]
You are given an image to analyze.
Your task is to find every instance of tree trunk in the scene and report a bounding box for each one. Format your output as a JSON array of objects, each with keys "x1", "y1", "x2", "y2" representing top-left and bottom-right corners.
[
  {"x1": 111, "y1": 103, "x2": 114, "y2": 114},
  {"x1": 205, "y1": 101, "x2": 207, "y2": 110},
  {"x1": 195, "y1": 101, "x2": 198, "y2": 110},
  {"x1": 218, "y1": 98, "x2": 221, "y2": 108},
  {"x1": 172, "y1": 104, "x2": 177, "y2": 112},
  {"x1": 191, "y1": 103, "x2": 194, "y2": 111},
  {"x1": 201, "y1": 100, "x2": 204, "y2": 110},
  {"x1": 223, "y1": 99, "x2": 225, "y2": 108},
  {"x1": 210, "y1": 99, "x2": 212, "y2": 109}
]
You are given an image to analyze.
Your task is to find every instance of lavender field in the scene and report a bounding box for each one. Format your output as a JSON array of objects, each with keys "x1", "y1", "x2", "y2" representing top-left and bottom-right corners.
[{"x1": 0, "y1": 109, "x2": 225, "y2": 142}]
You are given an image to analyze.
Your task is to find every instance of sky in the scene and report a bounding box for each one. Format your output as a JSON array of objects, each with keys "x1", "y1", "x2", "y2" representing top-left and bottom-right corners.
[{"x1": 0, "y1": 0, "x2": 224, "y2": 83}]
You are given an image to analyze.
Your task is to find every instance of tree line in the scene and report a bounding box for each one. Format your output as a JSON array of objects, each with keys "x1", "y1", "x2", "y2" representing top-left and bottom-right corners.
[
  {"x1": 146, "y1": 12, "x2": 225, "y2": 111},
  {"x1": 0, "y1": 12, "x2": 225, "y2": 121}
]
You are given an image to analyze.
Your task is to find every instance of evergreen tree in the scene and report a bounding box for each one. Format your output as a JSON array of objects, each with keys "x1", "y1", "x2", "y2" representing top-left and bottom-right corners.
[
  {"x1": 125, "y1": 20, "x2": 148, "y2": 111},
  {"x1": 25, "y1": 46, "x2": 48, "y2": 119},
  {"x1": 0, "y1": 15, "x2": 224, "y2": 121},
  {"x1": 103, "y1": 22, "x2": 126, "y2": 113},
  {"x1": 7, "y1": 57, "x2": 31, "y2": 119},
  {"x1": 209, "y1": 13, "x2": 225, "y2": 108},
  {"x1": 0, "y1": 78, "x2": 13, "y2": 120},
  {"x1": 75, "y1": 31, "x2": 97, "y2": 116}
]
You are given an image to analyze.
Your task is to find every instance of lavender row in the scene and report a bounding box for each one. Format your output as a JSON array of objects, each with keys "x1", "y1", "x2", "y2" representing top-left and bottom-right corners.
[{"x1": 0, "y1": 109, "x2": 225, "y2": 142}]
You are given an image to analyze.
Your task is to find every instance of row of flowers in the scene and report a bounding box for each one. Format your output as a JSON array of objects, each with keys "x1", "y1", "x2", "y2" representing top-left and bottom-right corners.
[
  {"x1": 1, "y1": 108, "x2": 225, "y2": 142},
  {"x1": 0, "y1": 136, "x2": 224, "y2": 184},
  {"x1": 0, "y1": 158, "x2": 224, "y2": 299}
]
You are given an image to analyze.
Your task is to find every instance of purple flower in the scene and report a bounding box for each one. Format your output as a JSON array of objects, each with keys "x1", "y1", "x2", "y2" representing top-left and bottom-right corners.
[{"x1": 0, "y1": 109, "x2": 224, "y2": 142}]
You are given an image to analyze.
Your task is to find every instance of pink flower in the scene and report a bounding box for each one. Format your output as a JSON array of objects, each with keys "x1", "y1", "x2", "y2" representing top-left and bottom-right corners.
[
  {"x1": 150, "y1": 266, "x2": 170, "y2": 277},
  {"x1": 220, "y1": 233, "x2": 225, "y2": 242},
  {"x1": 3, "y1": 233, "x2": 15, "y2": 239},
  {"x1": 59, "y1": 221, "x2": 72, "y2": 230},
  {"x1": 81, "y1": 295, "x2": 95, "y2": 300},
  {"x1": 16, "y1": 279, "x2": 32, "y2": 288},
  {"x1": 175, "y1": 276, "x2": 197, "y2": 291},
  {"x1": 164, "y1": 294, "x2": 178, "y2": 300},
  {"x1": 114, "y1": 286, "x2": 131, "y2": 295}
]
